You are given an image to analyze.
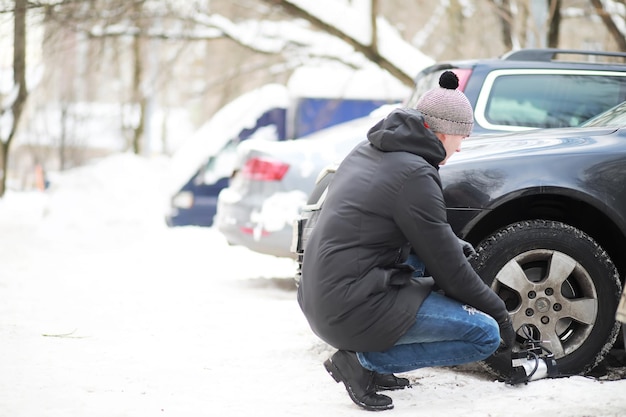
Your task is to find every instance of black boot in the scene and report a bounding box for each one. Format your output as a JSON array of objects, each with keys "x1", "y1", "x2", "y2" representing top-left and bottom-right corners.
[
  {"x1": 324, "y1": 350, "x2": 394, "y2": 411},
  {"x1": 373, "y1": 372, "x2": 411, "y2": 391}
]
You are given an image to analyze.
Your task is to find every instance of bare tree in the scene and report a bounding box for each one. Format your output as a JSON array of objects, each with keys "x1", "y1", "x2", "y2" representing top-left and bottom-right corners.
[
  {"x1": 491, "y1": 0, "x2": 515, "y2": 51},
  {"x1": 547, "y1": 0, "x2": 562, "y2": 48},
  {"x1": 259, "y1": 0, "x2": 414, "y2": 87},
  {"x1": 488, "y1": 0, "x2": 562, "y2": 50},
  {"x1": 130, "y1": 0, "x2": 147, "y2": 155},
  {"x1": 1, "y1": 0, "x2": 622, "y2": 197},
  {"x1": 590, "y1": 0, "x2": 626, "y2": 51},
  {"x1": 0, "y1": 0, "x2": 28, "y2": 197}
]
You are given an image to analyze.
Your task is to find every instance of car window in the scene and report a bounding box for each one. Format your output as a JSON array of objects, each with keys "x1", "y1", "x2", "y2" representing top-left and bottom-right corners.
[
  {"x1": 481, "y1": 72, "x2": 626, "y2": 129},
  {"x1": 201, "y1": 140, "x2": 239, "y2": 185}
]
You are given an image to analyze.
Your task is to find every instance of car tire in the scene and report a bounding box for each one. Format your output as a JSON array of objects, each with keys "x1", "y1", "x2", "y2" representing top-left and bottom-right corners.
[{"x1": 470, "y1": 220, "x2": 622, "y2": 379}]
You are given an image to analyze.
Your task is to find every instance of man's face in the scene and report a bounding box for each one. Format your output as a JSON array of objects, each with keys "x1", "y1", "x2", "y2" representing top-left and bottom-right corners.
[{"x1": 438, "y1": 133, "x2": 466, "y2": 165}]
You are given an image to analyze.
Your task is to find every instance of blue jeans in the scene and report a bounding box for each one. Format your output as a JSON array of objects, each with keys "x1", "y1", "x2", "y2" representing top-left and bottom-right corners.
[{"x1": 356, "y1": 255, "x2": 501, "y2": 374}]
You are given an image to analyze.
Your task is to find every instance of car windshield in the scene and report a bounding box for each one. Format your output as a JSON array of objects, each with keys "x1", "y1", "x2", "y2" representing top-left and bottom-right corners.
[{"x1": 581, "y1": 101, "x2": 626, "y2": 128}]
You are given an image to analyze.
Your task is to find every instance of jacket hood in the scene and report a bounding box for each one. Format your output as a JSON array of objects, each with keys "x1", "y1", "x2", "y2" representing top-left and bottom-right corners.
[{"x1": 367, "y1": 108, "x2": 446, "y2": 168}]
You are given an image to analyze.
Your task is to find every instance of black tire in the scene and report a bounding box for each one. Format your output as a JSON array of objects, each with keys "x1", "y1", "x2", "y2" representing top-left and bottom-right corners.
[{"x1": 471, "y1": 220, "x2": 622, "y2": 379}]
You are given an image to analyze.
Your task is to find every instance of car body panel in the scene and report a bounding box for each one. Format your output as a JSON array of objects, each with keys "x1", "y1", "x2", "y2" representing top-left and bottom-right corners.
[{"x1": 441, "y1": 127, "x2": 626, "y2": 244}]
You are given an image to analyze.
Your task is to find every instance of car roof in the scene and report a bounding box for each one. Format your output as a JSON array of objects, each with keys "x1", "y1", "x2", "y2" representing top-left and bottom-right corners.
[{"x1": 417, "y1": 48, "x2": 626, "y2": 76}]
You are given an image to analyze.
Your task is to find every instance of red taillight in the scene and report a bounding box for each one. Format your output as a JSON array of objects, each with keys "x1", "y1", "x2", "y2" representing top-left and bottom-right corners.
[
  {"x1": 239, "y1": 226, "x2": 270, "y2": 236},
  {"x1": 241, "y1": 157, "x2": 290, "y2": 181},
  {"x1": 452, "y1": 68, "x2": 472, "y2": 92}
]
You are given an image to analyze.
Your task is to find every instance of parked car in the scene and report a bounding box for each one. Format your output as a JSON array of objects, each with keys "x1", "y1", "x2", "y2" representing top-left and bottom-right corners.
[
  {"x1": 166, "y1": 105, "x2": 287, "y2": 227},
  {"x1": 215, "y1": 111, "x2": 387, "y2": 257},
  {"x1": 216, "y1": 48, "x2": 626, "y2": 259},
  {"x1": 165, "y1": 84, "x2": 289, "y2": 227},
  {"x1": 407, "y1": 48, "x2": 626, "y2": 135},
  {"x1": 294, "y1": 100, "x2": 626, "y2": 379}
]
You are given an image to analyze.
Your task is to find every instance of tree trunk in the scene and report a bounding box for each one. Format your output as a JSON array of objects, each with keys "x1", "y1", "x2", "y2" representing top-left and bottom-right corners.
[
  {"x1": 0, "y1": 0, "x2": 28, "y2": 197},
  {"x1": 370, "y1": 0, "x2": 378, "y2": 52},
  {"x1": 492, "y1": 0, "x2": 513, "y2": 51},
  {"x1": 547, "y1": 0, "x2": 561, "y2": 48},
  {"x1": 131, "y1": 8, "x2": 145, "y2": 155},
  {"x1": 131, "y1": 33, "x2": 144, "y2": 155},
  {"x1": 0, "y1": 142, "x2": 8, "y2": 197},
  {"x1": 590, "y1": 0, "x2": 626, "y2": 52},
  {"x1": 60, "y1": 102, "x2": 68, "y2": 171}
]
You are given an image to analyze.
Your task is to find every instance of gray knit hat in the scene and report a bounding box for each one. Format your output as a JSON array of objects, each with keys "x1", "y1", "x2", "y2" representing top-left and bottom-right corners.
[{"x1": 415, "y1": 71, "x2": 474, "y2": 136}]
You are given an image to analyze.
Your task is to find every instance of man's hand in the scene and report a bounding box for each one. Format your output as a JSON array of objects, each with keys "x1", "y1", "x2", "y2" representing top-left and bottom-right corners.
[
  {"x1": 458, "y1": 237, "x2": 476, "y2": 258},
  {"x1": 498, "y1": 316, "x2": 516, "y2": 350}
]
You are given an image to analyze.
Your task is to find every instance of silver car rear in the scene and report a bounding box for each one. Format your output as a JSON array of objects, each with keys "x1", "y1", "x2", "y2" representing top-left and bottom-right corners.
[{"x1": 215, "y1": 113, "x2": 384, "y2": 258}]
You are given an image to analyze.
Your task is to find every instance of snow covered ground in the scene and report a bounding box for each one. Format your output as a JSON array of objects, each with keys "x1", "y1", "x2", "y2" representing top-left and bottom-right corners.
[{"x1": 1, "y1": 153, "x2": 625, "y2": 417}]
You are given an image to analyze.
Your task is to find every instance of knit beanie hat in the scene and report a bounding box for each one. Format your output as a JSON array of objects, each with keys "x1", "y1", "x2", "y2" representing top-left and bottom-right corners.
[{"x1": 415, "y1": 71, "x2": 474, "y2": 136}]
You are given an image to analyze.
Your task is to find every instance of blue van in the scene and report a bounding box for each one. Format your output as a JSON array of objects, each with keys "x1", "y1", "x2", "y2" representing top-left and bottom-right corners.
[
  {"x1": 166, "y1": 105, "x2": 287, "y2": 227},
  {"x1": 166, "y1": 68, "x2": 409, "y2": 227}
]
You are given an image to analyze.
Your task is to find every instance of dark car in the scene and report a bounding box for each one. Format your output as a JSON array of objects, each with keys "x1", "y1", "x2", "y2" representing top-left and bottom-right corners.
[
  {"x1": 294, "y1": 101, "x2": 626, "y2": 379},
  {"x1": 218, "y1": 48, "x2": 626, "y2": 259},
  {"x1": 407, "y1": 48, "x2": 626, "y2": 135}
]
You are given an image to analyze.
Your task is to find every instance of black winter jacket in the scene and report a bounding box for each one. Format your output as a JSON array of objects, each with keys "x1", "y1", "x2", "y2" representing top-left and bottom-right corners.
[{"x1": 297, "y1": 108, "x2": 508, "y2": 353}]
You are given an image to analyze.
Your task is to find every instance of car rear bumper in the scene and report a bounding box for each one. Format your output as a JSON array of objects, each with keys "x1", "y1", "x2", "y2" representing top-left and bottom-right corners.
[
  {"x1": 217, "y1": 219, "x2": 295, "y2": 258},
  {"x1": 215, "y1": 187, "x2": 300, "y2": 259}
]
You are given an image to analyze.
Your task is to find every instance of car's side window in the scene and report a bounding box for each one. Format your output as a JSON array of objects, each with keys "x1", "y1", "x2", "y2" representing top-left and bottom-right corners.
[
  {"x1": 201, "y1": 140, "x2": 239, "y2": 185},
  {"x1": 476, "y1": 70, "x2": 626, "y2": 131}
]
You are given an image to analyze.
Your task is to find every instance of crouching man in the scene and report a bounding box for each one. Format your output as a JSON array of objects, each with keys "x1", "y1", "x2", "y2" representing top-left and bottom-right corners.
[{"x1": 297, "y1": 72, "x2": 515, "y2": 411}]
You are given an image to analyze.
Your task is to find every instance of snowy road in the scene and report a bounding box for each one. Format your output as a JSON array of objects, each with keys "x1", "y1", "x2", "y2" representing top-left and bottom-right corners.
[{"x1": 1, "y1": 155, "x2": 625, "y2": 417}]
